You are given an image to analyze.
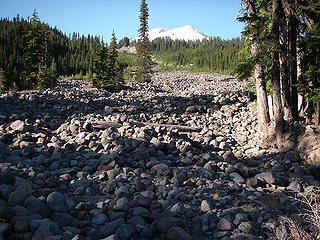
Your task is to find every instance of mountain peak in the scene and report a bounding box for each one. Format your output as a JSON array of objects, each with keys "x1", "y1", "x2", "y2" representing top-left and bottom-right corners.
[{"x1": 133, "y1": 25, "x2": 208, "y2": 42}]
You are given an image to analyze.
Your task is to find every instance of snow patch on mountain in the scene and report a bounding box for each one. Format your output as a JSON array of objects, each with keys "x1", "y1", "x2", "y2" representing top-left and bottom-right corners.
[{"x1": 133, "y1": 25, "x2": 208, "y2": 42}]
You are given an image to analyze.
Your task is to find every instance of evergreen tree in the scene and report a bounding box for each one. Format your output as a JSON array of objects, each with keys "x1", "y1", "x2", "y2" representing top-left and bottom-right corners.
[
  {"x1": 109, "y1": 31, "x2": 124, "y2": 90},
  {"x1": 299, "y1": 0, "x2": 320, "y2": 125},
  {"x1": 239, "y1": 0, "x2": 270, "y2": 139},
  {"x1": 118, "y1": 37, "x2": 130, "y2": 47},
  {"x1": 93, "y1": 43, "x2": 111, "y2": 89},
  {"x1": 22, "y1": 9, "x2": 56, "y2": 89},
  {"x1": 136, "y1": 0, "x2": 152, "y2": 82}
]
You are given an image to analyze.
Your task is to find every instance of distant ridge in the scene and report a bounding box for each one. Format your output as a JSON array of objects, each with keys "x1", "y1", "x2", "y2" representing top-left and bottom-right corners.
[{"x1": 133, "y1": 25, "x2": 209, "y2": 42}]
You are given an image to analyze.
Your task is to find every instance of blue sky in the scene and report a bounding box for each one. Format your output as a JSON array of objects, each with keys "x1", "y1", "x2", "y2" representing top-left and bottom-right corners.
[{"x1": 0, "y1": 0, "x2": 245, "y2": 42}]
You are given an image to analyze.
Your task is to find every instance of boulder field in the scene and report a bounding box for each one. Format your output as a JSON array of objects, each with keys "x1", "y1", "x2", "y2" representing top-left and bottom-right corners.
[{"x1": 0, "y1": 72, "x2": 319, "y2": 240}]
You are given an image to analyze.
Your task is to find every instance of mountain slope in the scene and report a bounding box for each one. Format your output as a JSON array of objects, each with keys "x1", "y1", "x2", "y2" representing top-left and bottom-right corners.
[{"x1": 134, "y1": 25, "x2": 208, "y2": 42}]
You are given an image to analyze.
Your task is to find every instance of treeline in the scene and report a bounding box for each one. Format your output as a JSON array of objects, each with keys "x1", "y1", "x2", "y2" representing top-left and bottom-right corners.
[
  {"x1": 148, "y1": 37, "x2": 244, "y2": 74},
  {"x1": 0, "y1": 12, "x2": 103, "y2": 90},
  {"x1": 238, "y1": 0, "x2": 320, "y2": 141}
]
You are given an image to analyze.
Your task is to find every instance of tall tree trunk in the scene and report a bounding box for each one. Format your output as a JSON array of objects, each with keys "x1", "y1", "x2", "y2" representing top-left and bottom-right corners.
[
  {"x1": 246, "y1": 0, "x2": 270, "y2": 136},
  {"x1": 246, "y1": 0, "x2": 270, "y2": 137},
  {"x1": 316, "y1": 102, "x2": 320, "y2": 126},
  {"x1": 253, "y1": 42, "x2": 271, "y2": 133},
  {"x1": 288, "y1": 12, "x2": 299, "y2": 119},
  {"x1": 271, "y1": 0, "x2": 284, "y2": 141},
  {"x1": 279, "y1": 15, "x2": 292, "y2": 122}
]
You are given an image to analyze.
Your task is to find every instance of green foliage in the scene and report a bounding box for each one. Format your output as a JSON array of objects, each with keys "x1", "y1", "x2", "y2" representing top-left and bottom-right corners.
[
  {"x1": 232, "y1": 42, "x2": 253, "y2": 80},
  {"x1": 118, "y1": 37, "x2": 130, "y2": 48},
  {"x1": 152, "y1": 37, "x2": 244, "y2": 74},
  {"x1": 36, "y1": 64, "x2": 57, "y2": 89},
  {"x1": 0, "y1": 12, "x2": 103, "y2": 90},
  {"x1": 92, "y1": 33, "x2": 124, "y2": 91},
  {"x1": 297, "y1": 0, "x2": 320, "y2": 106},
  {"x1": 136, "y1": 0, "x2": 152, "y2": 82},
  {"x1": 22, "y1": 9, "x2": 56, "y2": 89},
  {"x1": 118, "y1": 52, "x2": 136, "y2": 68}
]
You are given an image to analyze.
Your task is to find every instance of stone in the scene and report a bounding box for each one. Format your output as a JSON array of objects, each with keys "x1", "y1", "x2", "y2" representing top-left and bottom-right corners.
[
  {"x1": 11, "y1": 215, "x2": 32, "y2": 232},
  {"x1": 255, "y1": 171, "x2": 277, "y2": 185},
  {"x1": 100, "y1": 218, "x2": 125, "y2": 237},
  {"x1": 0, "y1": 142, "x2": 7, "y2": 158},
  {"x1": 127, "y1": 215, "x2": 147, "y2": 227},
  {"x1": 107, "y1": 169, "x2": 120, "y2": 180},
  {"x1": 103, "y1": 235, "x2": 119, "y2": 240},
  {"x1": 8, "y1": 186, "x2": 31, "y2": 206},
  {"x1": 170, "y1": 202, "x2": 185, "y2": 215},
  {"x1": 24, "y1": 196, "x2": 51, "y2": 218},
  {"x1": 51, "y1": 212, "x2": 74, "y2": 227},
  {"x1": 167, "y1": 226, "x2": 192, "y2": 240},
  {"x1": 30, "y1": 219, "x2": 48, "y2": 232},
  {"x1": 129, "y1": 196, "x2": 152, "y2": 209},
  {"x1": 156, "y1": 217, "x2": 182, "y2": 233},
  {"x1": 150, "y1": 137, "x2": 164, "y2": 150},
  {"x1": 234, "y1": 162, "x2": 249, "y2": 177},
  {"x1": 87, "y1": 229, "x2": 104, "y2": 239},
  {"x1": 10, "y1": 120, "x2": 25, "y2": 132},
  {"x1": 186, "y1": 106, "x2": 198, "y2": 113},
  {"x1": 104, "y1": 106, "x2": 113, "y2": 114},
  {"x1": 0, "y1": 173, "x2": 15, "y2": 185},
  {"x1": 33, "y1": 219, "x2": 62, "y2": 240},
  {"x1": 151, "y1": 163, "x2": 169, "y2": 176},
  {"x1": 113, "y1": 197, "x2": 129, "y2": 211},
  {"x1": 92, "y1": 213, "x2": 108, "y2": 225},
  {"x1": 12, "y1": 206, "x2": 30, "y2": 216},
  {"x1": 46, "y1": 191, "x2": 67, "y2": 212},
  {"x1": 285, "y1": 151, "x2": 300, "y2": 162},
  {"x1": 238, "y1": 221, "x2": 252, "y2": 233},
  {"x1": 114, "y1": 186, "x2": 130, "y2": 198},
  {"x1": 115, "y1": 224, "x2": 135, "y2": 240},
  {"x1": 0, "y1": 206, "x2": 13, "y2": 221},
  {"x1": 200, "y1": 200, "x2": 213, "y2": 213},
  {"x1": 217, "y1": 218, "x2": 232, "y2": 231},
  {"x1": 0, "y1": 184, "x2": 13, "y2": 200},
  {"x1": 230, "y1": 172, "x2": 245, "y2": 184},
  {"x1": 223, "y1": 151, "x2": 237, "y2": 162},
  {"x1": 287, "y1": 181, "x2": 302, "y2": 192},
  {"x1": 0, "y1": 222, "x2": 11, "y2": 235}
]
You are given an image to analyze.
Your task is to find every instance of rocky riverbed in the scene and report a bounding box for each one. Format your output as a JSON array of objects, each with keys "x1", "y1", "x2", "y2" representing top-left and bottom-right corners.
[{"x1": 0, "y1": 72, "x2": 319, "y2": 240}]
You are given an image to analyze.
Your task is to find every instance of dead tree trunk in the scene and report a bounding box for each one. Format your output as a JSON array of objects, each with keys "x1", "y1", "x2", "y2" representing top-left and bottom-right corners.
[{"x1": 92, "y1": 121, "x2": 202, "y2": 132}]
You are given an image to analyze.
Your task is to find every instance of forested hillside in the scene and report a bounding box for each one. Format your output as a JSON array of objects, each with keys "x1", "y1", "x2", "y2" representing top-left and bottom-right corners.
[
  {"x1": 0, "y1": 13, "x2": 102, "y2": 90},
  {"x1": 149, "y1": 37, "x2": 244, "y2": 74}
]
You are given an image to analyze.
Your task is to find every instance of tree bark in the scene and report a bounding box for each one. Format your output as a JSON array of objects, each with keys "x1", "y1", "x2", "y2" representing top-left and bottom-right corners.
[
  {"x1": 246, "y1": 0, "x2": 270, "y2": 136},
  {"x1": 288, "y1": 12, "x2": 299, "y2": 119},
  {"x1": 271, "y1": 0, "x2": 284, "y2": 141},
  {"x1": 279, "y1": 15, "x2": 292, "y2": 122},
  {"x1": 316, "y1": 102, "x2": 320, "y2": 126},
  {"x1": 253, "y1": 42, "x2": 270, "y2": 132}
]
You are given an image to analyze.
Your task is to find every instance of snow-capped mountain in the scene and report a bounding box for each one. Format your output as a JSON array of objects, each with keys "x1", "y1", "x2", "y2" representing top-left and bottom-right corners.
[{"x1": 133, "y1": 25, "x2": 208, "y2": 42}]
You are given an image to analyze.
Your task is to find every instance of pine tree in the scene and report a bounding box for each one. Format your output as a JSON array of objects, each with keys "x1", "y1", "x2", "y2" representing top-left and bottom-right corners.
[
  {"x1": 93, "y1": 43, "x2": 111, "y2": 88},
  {"x1": 109, "y1": 31, "x2": 124, "y2": 90},
  {"x1": 136, "y1": 0, "x2": 152, "y2": 82},
  {"x1": 240, "y1": 0, "x2": 271, "y2": 139},
  {"x1": 23, "y1": 9, "x2": 56, "y2": 89}
]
